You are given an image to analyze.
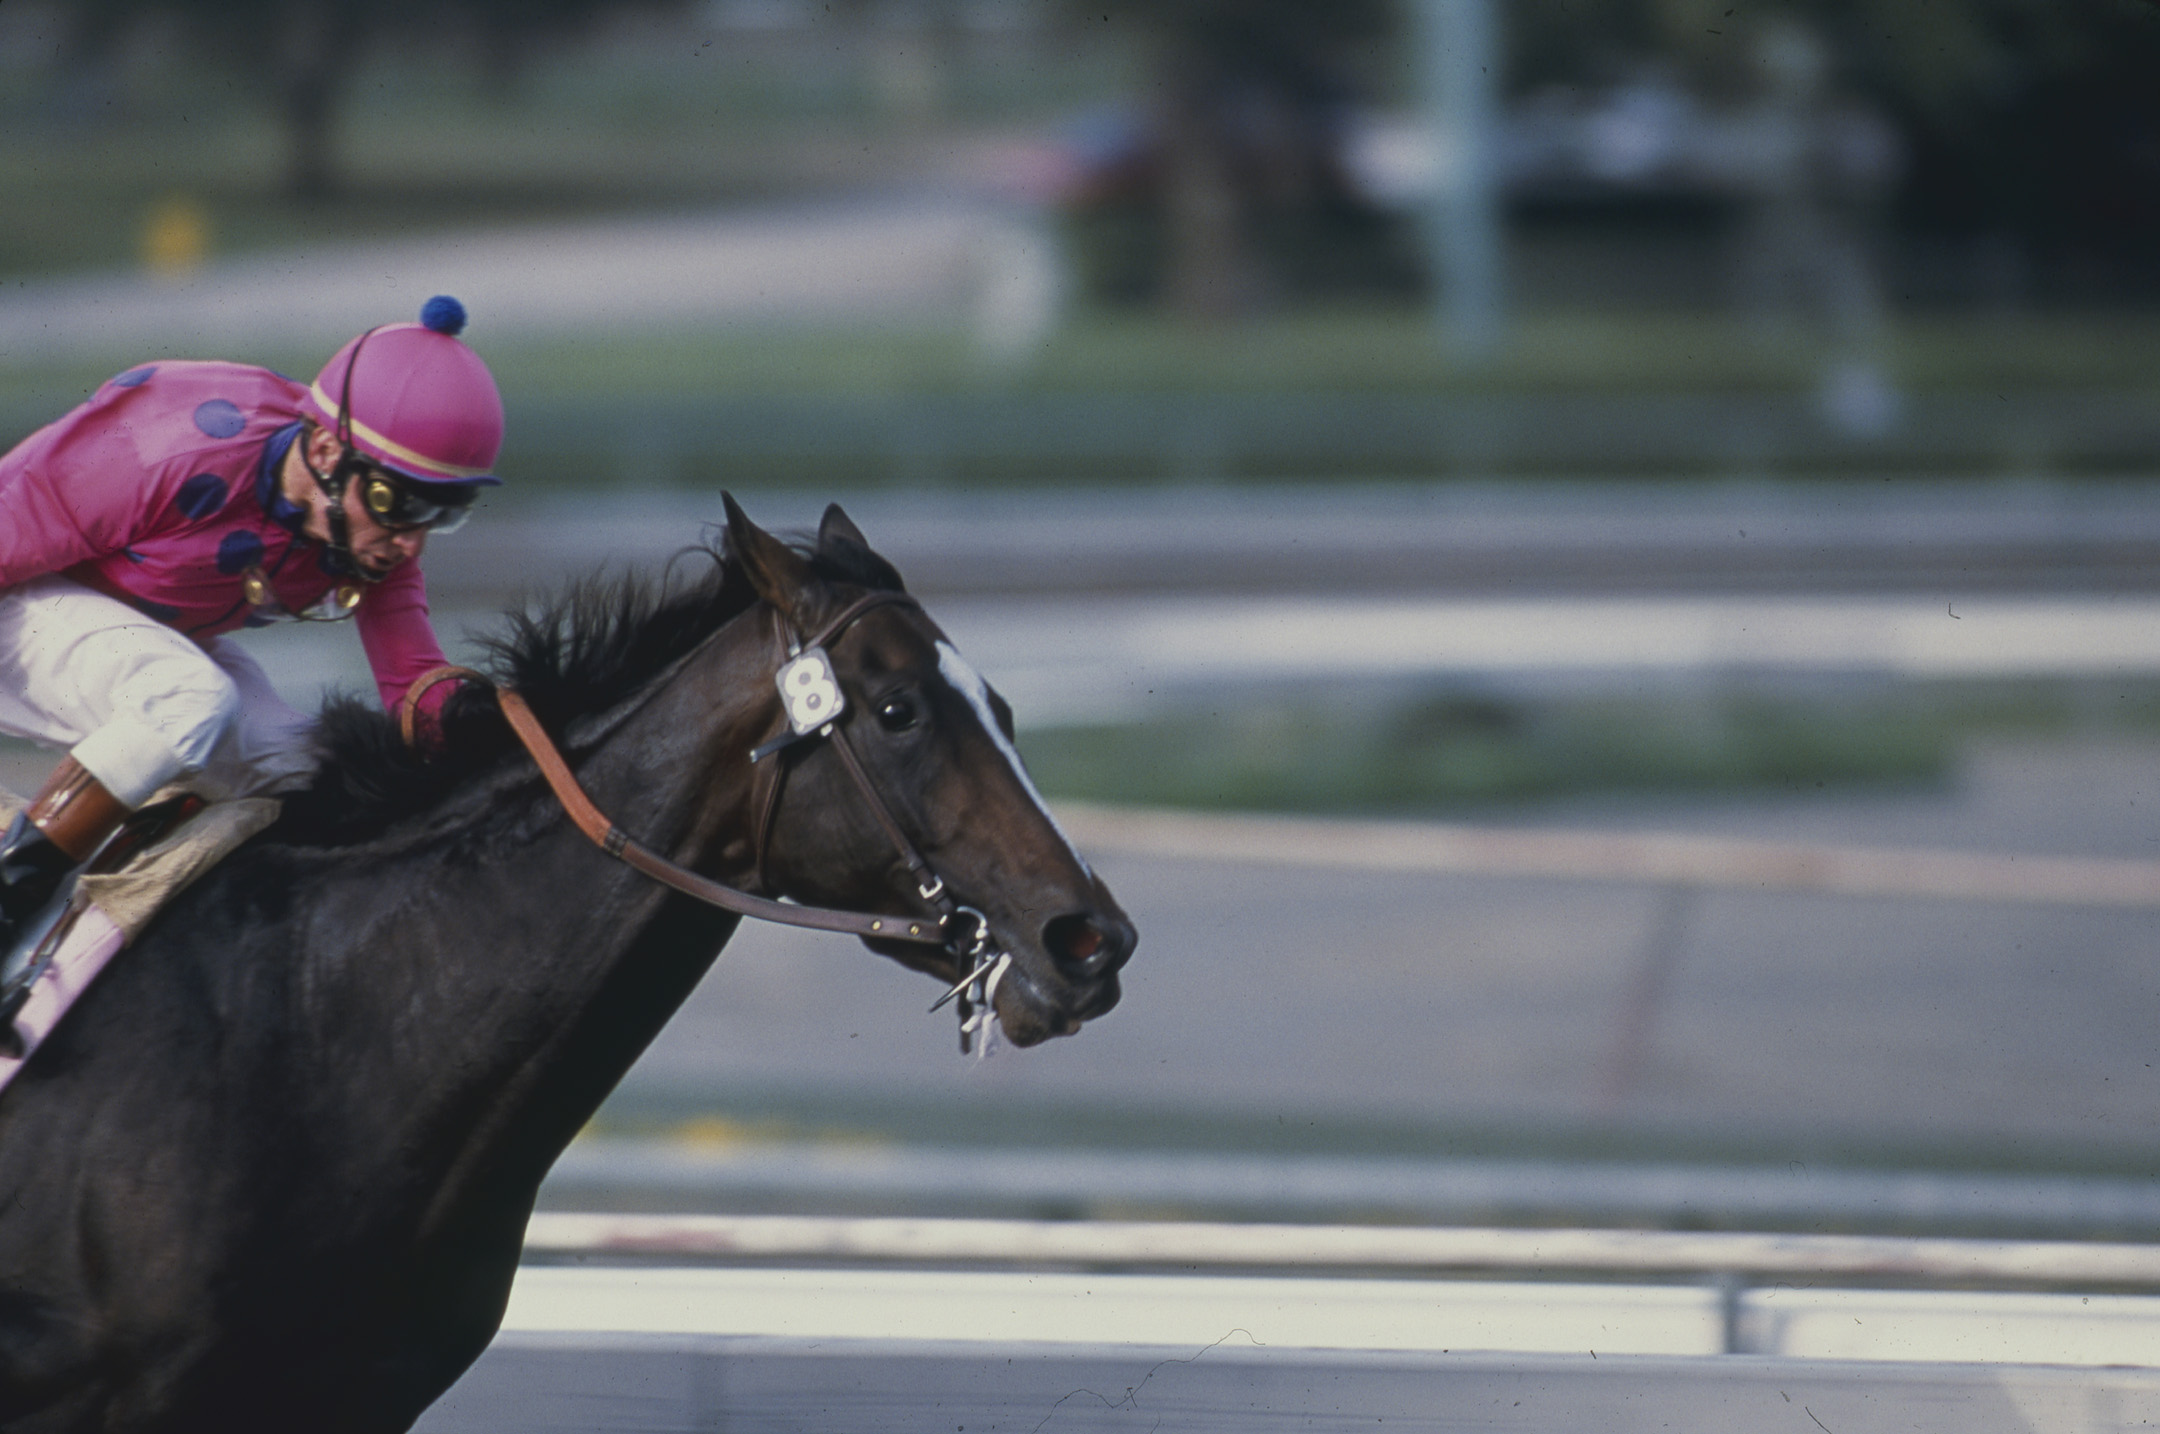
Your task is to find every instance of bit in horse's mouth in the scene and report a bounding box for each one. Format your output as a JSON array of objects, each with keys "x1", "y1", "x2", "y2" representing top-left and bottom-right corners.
[{"x1": 991, "y1": 961, "x2": 1119, "y2": 1046}]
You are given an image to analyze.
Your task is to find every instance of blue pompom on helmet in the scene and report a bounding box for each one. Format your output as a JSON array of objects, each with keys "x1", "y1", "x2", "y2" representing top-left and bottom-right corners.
[{"x1": 419, "y1": 295, "x2": 467, "y2": 337}]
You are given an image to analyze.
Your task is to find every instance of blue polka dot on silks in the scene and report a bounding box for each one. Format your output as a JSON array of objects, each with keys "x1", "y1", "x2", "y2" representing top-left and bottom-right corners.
[
  {"x1": 111, "y1": 366, "x2": 156, "y2": 389},
  {"x1": 133, "y1": 599, "x2": 182, "y2": 623},
  {"x1": 193, "y1": 399, "x2": 245, "y2": 439},
  {"x1": 215, "y1": 529, "x2": 264, "y2": 574},
  {"x1": 174, "y1": 473, "x2": 228, "y2": 520}
]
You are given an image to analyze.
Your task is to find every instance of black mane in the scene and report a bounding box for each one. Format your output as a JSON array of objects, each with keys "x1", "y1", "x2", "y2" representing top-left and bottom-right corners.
[{"x1": 271, "y1": 531, "x2": 902, "y2": 848}]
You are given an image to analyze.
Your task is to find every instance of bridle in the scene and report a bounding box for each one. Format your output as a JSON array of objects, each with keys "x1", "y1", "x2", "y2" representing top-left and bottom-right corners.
[
  {"x1": 465, "y1": 588, "x2": 1013, "y2": 1052},
  {"x1": 743, "y1": 590, "x2": 1012, "y2": 1049}
]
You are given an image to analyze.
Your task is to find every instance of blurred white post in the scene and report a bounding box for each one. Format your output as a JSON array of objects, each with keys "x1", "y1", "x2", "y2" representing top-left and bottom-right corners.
[
  {"x1": 969, "y1": 208, "x2": 1066, "y2": 365},
  {"x1": 1416, "y1": 0, "x2": 1504, "y2": 359}
]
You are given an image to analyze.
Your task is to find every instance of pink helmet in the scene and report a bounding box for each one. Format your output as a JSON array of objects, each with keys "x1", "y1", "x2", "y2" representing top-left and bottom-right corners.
[{"x1": 304, "y1": 296, "x2": 504, "y2": 486}]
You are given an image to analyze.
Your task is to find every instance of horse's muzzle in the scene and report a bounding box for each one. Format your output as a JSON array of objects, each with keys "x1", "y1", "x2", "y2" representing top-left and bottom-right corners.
[{"x1": 987, "y1": 907, "x2": 1132, "y2": 1044}]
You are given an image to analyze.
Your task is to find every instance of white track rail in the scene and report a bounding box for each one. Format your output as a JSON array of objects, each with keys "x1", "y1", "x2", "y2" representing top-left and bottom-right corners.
[{"x1": 524, "y1": 1213, "x2": 2160, "y2": 1289}]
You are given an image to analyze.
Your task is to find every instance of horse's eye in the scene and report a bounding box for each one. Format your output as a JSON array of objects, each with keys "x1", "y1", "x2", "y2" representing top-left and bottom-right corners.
[{"x1": 876, "y1": 694, "x2": 919, "y2": 732}]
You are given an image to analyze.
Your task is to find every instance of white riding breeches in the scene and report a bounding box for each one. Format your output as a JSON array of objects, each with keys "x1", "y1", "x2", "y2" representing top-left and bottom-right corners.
[{"x1": 0, "y1": 575, "x2": 318, "y2": 806}]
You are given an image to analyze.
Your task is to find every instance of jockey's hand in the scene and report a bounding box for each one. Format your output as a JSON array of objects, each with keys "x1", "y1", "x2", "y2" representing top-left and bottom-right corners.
[{"x1": 397, "y1": 667, "x2": 492, "y2": 758}]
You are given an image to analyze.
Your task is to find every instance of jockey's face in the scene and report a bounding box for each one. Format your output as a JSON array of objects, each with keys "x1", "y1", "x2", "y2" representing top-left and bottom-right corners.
[
  {"x1": 334, "y1": 478, "x2": 428, "y2": 579},
  {"x1": 293, "y1": 425, "x2": 427, "y2": 580}
]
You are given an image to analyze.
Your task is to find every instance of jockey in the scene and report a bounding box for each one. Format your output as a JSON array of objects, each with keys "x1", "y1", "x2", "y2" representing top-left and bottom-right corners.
[{"x1": 0, "y1": 295, "x2": 502, "y2": 954}]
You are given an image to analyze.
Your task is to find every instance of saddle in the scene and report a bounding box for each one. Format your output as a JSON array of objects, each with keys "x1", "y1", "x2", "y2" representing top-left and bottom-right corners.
[{"x1": 0, "y1": 789, "x2": 280, "y2": 1083}]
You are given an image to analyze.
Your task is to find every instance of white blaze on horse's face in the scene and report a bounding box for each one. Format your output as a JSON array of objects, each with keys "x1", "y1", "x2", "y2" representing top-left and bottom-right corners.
[{"x1": 935, "y1": 640, "x2": 1092, "y2": 879}]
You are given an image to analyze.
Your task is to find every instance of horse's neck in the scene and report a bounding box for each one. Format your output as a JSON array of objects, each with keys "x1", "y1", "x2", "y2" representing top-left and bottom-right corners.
[{"x1": 356, "y1": 618, "x2": 776, "y2": 1214}]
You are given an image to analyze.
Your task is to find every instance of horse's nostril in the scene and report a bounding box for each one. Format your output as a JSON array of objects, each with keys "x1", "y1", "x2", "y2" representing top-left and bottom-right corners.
[{"x1": 1043, "y1": 912, "x2": 1129, "y2": 979}]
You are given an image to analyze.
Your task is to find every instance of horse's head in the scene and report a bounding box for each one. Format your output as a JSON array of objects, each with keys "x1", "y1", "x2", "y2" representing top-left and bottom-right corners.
[{"x1": 718, "y1": 494, "x2": 1134, "y2": 1048}]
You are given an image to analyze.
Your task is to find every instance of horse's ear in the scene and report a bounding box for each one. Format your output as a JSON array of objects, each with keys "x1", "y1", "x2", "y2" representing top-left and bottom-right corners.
[
  {"x1": 722, "y1": 492, "x2": 816, "y2": 620},
  {"x1": 818, "y1": 503, "x2": 870, "y2": 555},
  {"x1": 815, "y1": 502, "x2": 908, "y2": 591}
]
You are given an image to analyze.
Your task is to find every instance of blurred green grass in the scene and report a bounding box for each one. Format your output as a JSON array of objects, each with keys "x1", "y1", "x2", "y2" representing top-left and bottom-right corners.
[
  {"x1": 8, "y1": 309, "x2": 2160, "y2": 421},
  {"x1": 579, "y1": 1080, "x2": 2160, "y2": 1194},
  {"x1": 483, "y1": 310, "x2": 2160, "y2": 398},
  {"x1": 1016, "y1": 680, "x2": 2160, "y2": 816}
]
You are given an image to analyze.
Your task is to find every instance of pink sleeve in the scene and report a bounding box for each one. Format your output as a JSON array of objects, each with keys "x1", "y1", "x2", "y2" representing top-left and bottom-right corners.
[
  {"x1": 0, "y1": 410, "x2": 161, "y2": 589},
  {"x1": 354, "y1": 560, "x2": 453, "y2": 713}
]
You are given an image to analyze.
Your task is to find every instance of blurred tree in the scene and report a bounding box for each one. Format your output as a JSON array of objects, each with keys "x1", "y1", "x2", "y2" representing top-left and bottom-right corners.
[
  {"x1": 55, "y1": 0, "x2": 682, "y2": 200},
  {"x1": 1840, "y1": 0, "x2": 2160, "y2": 291},
  {"x1": 1507, "y1": 0, "x2": 2160, "y2": 295},
  {"x1": 1062, "y1": 0, "x2": 1423, "y2": 317}
]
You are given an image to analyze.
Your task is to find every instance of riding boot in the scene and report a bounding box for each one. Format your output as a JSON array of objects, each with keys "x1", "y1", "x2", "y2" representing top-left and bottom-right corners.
[{"x1": 0, "y1": 758, "x2": 128, "y2": 1017}]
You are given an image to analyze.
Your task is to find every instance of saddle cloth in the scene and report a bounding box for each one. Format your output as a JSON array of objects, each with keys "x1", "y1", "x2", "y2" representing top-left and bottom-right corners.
[{"x1": 0, "y1": 789, "x2": 279, "y2": 1093}]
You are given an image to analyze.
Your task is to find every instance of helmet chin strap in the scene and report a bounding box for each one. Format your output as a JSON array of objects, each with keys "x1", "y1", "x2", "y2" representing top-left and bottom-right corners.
[
  {"x1": 301, "y1": 441, "x2": 380, "y2": 583},
  {"x1": 310, "y1": 323, "x2": 385, "y2": 583}
]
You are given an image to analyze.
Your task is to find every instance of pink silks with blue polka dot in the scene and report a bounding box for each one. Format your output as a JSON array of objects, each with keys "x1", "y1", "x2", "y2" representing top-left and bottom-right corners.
[{"x1": 0, "y1": 360, "x2": 456, "y2": 716}]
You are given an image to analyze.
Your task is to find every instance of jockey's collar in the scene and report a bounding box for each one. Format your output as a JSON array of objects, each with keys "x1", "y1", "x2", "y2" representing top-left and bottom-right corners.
[{"x1": 256, "y1": 422, "x2": 311, "y2": 535}]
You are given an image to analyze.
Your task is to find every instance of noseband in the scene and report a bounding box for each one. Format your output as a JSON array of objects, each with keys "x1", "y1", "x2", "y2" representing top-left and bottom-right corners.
[{"x1": 484, "y1": 589, "x2": 1012, "y2": 1052}]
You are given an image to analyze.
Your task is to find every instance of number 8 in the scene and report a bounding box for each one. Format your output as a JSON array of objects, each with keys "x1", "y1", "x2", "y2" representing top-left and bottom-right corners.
[{"x1": 779, "y1": 650, "x2": 843, "y2": 733}]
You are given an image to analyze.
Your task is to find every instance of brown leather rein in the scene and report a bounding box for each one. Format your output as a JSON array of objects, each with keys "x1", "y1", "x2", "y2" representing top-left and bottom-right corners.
[{"x1": 410, "y1": 590, "x2": 964, "y2": 951}]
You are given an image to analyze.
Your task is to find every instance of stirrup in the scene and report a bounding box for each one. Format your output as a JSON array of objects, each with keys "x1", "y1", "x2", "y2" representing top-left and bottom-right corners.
[
  {"x1": 0, "y1": 954, "x2": 35, "y2": 1057},
  {"x1": 0, "y1": 885, "x2": 69, "y2": 1048},
  {"x1": 0, "y1": 983, "x2": 25, "y2": 1059}
]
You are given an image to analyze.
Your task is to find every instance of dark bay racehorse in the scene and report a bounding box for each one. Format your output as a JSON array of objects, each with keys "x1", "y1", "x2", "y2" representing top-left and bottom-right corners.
[{"x1": 0, "y1": 497, "x2": 1133, "y2": 1433}]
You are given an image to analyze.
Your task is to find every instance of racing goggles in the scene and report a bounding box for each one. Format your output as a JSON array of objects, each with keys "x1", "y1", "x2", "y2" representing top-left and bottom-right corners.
[{"x1": 358, "y1": 468, "x2": 478, "y2": 534}]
